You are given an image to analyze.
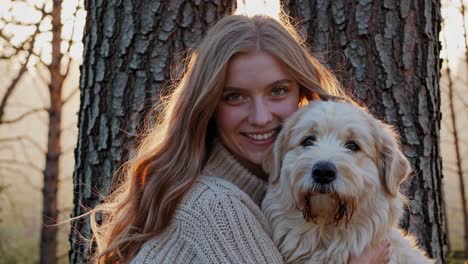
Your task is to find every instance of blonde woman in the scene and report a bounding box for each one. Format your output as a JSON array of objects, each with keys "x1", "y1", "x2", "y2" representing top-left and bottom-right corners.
[{"x1": 90, "y1": 14, "x2": 391, "y2": 263}]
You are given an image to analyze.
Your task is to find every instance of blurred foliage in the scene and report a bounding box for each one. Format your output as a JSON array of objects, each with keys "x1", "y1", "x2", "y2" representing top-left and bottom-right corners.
[{"x1": 445, "y1": 251, "x2": 467, "y2": 264}]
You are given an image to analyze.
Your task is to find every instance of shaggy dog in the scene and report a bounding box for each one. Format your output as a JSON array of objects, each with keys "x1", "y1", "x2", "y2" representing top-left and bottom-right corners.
[{"x1": 262, "y1": 101, "x2": 433, "y2": 264}]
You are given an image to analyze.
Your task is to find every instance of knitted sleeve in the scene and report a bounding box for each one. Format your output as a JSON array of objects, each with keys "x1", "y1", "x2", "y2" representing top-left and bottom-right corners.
[{"x1": 179, "y1": 192, "x2": 285, "y2": 264}]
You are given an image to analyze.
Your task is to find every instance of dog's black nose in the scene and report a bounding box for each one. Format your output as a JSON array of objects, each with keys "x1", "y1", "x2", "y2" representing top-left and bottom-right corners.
[{"x1": 312, "y1": 161, "x2": 337, "y2": 184}]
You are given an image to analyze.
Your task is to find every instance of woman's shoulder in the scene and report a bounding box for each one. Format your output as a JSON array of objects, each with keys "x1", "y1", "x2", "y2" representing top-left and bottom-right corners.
[
  {"x1": 179, "y1": 176, "x2": 256, "y2": 211},
  {"x1": 131, "y1": 176, "x2": 277, "y2": 264}
]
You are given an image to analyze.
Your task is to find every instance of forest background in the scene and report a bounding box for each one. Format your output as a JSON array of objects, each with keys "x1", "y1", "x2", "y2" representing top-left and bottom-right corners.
[{"x1": 0, "y1": 0, "x2": 466, "y2": 263}]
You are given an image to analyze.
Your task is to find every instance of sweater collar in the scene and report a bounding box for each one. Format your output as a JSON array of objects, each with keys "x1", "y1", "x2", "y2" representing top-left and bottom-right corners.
[{"x1": 203, "y1": 141, "x2": 268, "y2": 206}]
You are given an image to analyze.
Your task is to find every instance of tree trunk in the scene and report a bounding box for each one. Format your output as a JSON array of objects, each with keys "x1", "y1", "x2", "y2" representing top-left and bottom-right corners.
[
  {"x1": 69, "y1": 1, "x2": 235, "y2": 262},
  {"x1": 443, "y1": 37, "x2": 467, "y2": 258},
  {"x1": 283, "y1": 0, "x2": 446, "y2": 262},
  {"x1": 40, "y1": 0, "x2": 64, "y2": 263}
]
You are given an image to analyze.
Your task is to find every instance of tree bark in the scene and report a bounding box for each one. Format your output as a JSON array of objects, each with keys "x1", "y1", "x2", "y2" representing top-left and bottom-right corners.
[
  {"x1": 283, "y1": 0, "x2": 446, "y2": 262},
  {"x1": 40, "y1": 0, "x2": 65, "y2": 263},
  {"x1": 69, "y1": 1, "x2": 235, "y2": 262}
]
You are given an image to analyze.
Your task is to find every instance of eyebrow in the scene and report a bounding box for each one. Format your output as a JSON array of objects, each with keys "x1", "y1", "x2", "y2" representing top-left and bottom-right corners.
[{"x1": 223, "y1": 78, "x2": 293, "y2": 91}]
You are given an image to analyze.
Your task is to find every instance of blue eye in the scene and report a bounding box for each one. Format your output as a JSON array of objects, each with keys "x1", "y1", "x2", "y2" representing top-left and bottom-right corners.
[
  {"x1": 272, "y1": 87, "x2": 286, "y2": 96},
  {"x1": 224, "y1": 93, "x2": 243, "y2": 102}
]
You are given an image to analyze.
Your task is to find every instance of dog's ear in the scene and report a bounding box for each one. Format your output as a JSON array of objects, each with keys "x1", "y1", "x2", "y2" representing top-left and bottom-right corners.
[
  {"x1": 376, "y1": 123, "x2": 411, "y2": 196},
  {"x1": 263, "y1": 129, "x2": 287, "y2": 185}
]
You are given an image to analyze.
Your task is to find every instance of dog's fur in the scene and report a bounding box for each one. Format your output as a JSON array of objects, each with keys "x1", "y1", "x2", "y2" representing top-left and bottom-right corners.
[{"x1": 262, "y1": 101, "x2": 433, "y2": 264}]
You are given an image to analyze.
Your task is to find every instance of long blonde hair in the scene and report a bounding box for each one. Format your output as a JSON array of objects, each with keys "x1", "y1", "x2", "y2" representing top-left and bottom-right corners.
[{"x1": 90, "y1": 13, "x2": 346, "y2": 263}]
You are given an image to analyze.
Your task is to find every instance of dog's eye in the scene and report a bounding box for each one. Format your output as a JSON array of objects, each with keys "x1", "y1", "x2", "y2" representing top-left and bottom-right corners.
[
  {"x1": 302, "y1": 136, "x2": 316, "y2": 146},
  {"x1": 344, "y1": 141, "x2": 360, "y2": 151}
]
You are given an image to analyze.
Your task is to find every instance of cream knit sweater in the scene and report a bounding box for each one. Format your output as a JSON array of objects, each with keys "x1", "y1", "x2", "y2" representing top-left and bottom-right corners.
[{"x1": 130, "y1": 142, "x2": 284, "y2": 263}]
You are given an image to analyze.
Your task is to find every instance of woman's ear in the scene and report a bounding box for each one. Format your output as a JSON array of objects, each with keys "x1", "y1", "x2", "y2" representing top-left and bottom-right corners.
[{"x1": 375, "y1": 122, "x2": 411, "y2": 196}]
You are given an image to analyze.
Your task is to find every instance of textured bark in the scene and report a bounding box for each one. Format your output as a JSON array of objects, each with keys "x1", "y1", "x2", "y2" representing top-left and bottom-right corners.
[
  {"x1": 69, "y1": 0, "x2": 235, "y2": 262},
  {"x1": 283, "y1": 0, "x2": 445, "y2": 262},
  {"x1": 40, "y1": 0, "x2": 65, "y2": 263}
]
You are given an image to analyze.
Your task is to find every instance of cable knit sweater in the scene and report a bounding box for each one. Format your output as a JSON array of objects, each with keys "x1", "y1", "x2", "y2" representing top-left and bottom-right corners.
[{"x1": 130, "y1": 142, "x2": 284, "y2": 263}]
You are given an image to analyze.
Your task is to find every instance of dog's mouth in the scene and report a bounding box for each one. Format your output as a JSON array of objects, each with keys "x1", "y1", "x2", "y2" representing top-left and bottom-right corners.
[
  {"x1": 299, "y1": 191, "x2": 356, "y2": 226},
  {"x1": 312, "y1": 183, "x2": 334, "y2": 194}
]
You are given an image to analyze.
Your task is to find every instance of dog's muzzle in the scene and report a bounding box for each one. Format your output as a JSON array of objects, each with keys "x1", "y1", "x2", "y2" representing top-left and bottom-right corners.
[{"x1": 312, "y1": 161, "x2": 337, "y2": 185}]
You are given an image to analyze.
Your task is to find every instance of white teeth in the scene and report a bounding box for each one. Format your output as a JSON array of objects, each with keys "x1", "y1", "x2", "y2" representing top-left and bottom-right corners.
[{"x1": 245, "y1": 130, "x2": 276, "y2": 141}]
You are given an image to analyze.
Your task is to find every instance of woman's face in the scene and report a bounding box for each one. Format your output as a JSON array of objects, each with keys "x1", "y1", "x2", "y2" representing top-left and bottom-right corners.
[{"x1": 215, "y1": 51, "x2": 300, "y2": 174}]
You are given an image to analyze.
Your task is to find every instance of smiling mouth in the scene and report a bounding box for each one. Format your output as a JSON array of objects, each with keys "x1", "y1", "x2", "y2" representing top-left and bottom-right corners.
[{"x1": 242, "y1": 128, "x2": 279, "y2": 141}]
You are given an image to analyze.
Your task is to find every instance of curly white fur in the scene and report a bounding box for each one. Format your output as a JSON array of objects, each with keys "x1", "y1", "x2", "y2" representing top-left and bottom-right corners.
[{"x1": 262, "y1": 101, "x2": 434, "y2": 264}]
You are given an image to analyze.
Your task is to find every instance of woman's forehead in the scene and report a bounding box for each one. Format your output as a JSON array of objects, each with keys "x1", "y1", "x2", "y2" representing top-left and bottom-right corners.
[{"x1": 225, "y1": 51, "x2": 295, "y2": 88}]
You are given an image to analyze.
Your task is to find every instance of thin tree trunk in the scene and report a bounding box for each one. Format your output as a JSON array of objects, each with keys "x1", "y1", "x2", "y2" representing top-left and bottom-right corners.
[
  {"x1": 458, "y1": 0, "x2": 468, "y2": 256},
  {"x1": 0, "y1": 30, "x2": 39, "y2": 123},
  {"x1": 40, "y1": 0, "x2": 64, "y2": 263},
  {"x1": 445, "y1": 55, "x2": 467, "y2": 259},
  {"x1": 69, "y1": 1, "x2": 235, "y2": 262},
  {"x1": 283, "y1": 0, "x2": 446, "y2": 262}
]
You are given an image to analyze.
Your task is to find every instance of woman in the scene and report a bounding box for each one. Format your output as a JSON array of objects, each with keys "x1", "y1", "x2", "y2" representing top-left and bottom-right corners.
[{"x1": 90, "y1": 14, "x2": 390, "y2": 263}]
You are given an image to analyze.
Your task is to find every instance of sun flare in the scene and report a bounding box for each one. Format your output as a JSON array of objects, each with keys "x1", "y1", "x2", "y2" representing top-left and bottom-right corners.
[{"x1": 235, "y1": 0, "x2": 281, "y2": 19}]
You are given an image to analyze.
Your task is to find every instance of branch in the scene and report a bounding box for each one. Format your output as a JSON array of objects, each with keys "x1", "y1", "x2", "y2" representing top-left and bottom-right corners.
[
  {"x1": 0, "y1": 41, "x2": 23, "y2": 59},
  {"x1": 441, "y1": 118, "x2": 454, "y2": 134},
  {"x1": 21, "y1": 0, "x2": 52, "y2": 17},
  {"x1": 0, "y1": 135, "x2": 46, "y2": 153},
  {"x1": 0, "y1": 24, "x2": 42, "y2": 58},
  {"x1": 443, "y1": 166, "x2": 461, "y2": 174},
  {"x1": 34, "y1": 62, "x2": 51, "y2": 86},
  {"x1": 60, "y1": 122, "x2": 77, "y2": 135},
  {"x1": 0, "y1": 2, "x2": 49, "y2": 60},
  {"x1": 58, "y1": 206, "x2": 73, "y2": 212},
  {"x1": 0, "y1": 166, "x2": 41, "y2": 191},
  {"x1": 460, "y1": 0, "x2": 468, "y2": 61},
  {"x1": 62, "y1": 3, "x2": 81, "y2": 78},
  {"x1": 443, "y1": 17, "x2": 468, "y2": 256},
  {"x1": 0, "y1": 159, "x2": 43, "y2": 173},
  {"x1": 0, "y1": 52, "x2": 32, "y2": 122},
  {"x1": 0, "y1": 21, "x2": 42, "y2": 123},
  {"x1": 440, "y1": 138, "x2": 453, "y2": 145},
  {"x1": 454, "y1": 88, "x2": 468, "y2": 110},
  {"x1": 60, "y1": 145, "x2": 76, "y2": 156},
  {"x1": 0, "y1": 107, "x2": 49, "y2": 124},
  {"x1": 62, "y1": 87, "x2": 79, "y2": 107}
]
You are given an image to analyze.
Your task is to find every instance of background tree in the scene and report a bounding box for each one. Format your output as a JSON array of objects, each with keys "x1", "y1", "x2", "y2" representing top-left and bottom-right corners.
[
  {"x1": 282, "y1": 0, "x2": 445, "y2": 262},
  {"x1": 69, "y1": 1, "x2": 235, "y2": 262},
  {"x1": 70, "y1": 0, "x2": 450, "y2": 263},
  {"x1": 440, "y1": 0, "x2": 468, "y2": 259},
  {"x1": 0, "y1": 0, "x2": 83, "y2": 263}
]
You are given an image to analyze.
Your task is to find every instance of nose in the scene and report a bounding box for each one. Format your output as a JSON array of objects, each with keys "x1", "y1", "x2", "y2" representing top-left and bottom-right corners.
[
  {"x1": 312, "y1": 161, "x2": 337, "y2": 185},
  {"x1": 248, "y1": 99, "x2": 273, "y2": 126}
]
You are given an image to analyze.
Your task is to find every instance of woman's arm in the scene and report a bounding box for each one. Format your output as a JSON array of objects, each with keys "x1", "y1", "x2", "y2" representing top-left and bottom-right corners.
[
  {"x1": 348, "y1": 240, "x2": 391, "y2": 264},
  {"x1": 181, "y1": 192, "x2": 284, "y2": 264}
]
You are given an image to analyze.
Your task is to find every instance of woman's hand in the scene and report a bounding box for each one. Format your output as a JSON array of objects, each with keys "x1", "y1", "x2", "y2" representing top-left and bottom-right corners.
[{"x1": 348, "y1": 240, "x2": 391, "y2": 264}]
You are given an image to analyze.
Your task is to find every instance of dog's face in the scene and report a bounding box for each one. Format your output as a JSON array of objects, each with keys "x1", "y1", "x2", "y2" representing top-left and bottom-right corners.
[{"x1": 264, "y1": 101, "x2": 411, "y2": 224}]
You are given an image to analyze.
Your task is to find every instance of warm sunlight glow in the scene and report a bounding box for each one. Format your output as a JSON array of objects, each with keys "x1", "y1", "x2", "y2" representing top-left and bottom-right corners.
[
  {"x1": 440, "y1": 0, "x2": 468, "y2": 71},
  {"x1": 235, "y1": 0, "x2": 281, "y2": 19},
  {"x1": 0, "y1": 0, "x2": 85, "y2": 68}
]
